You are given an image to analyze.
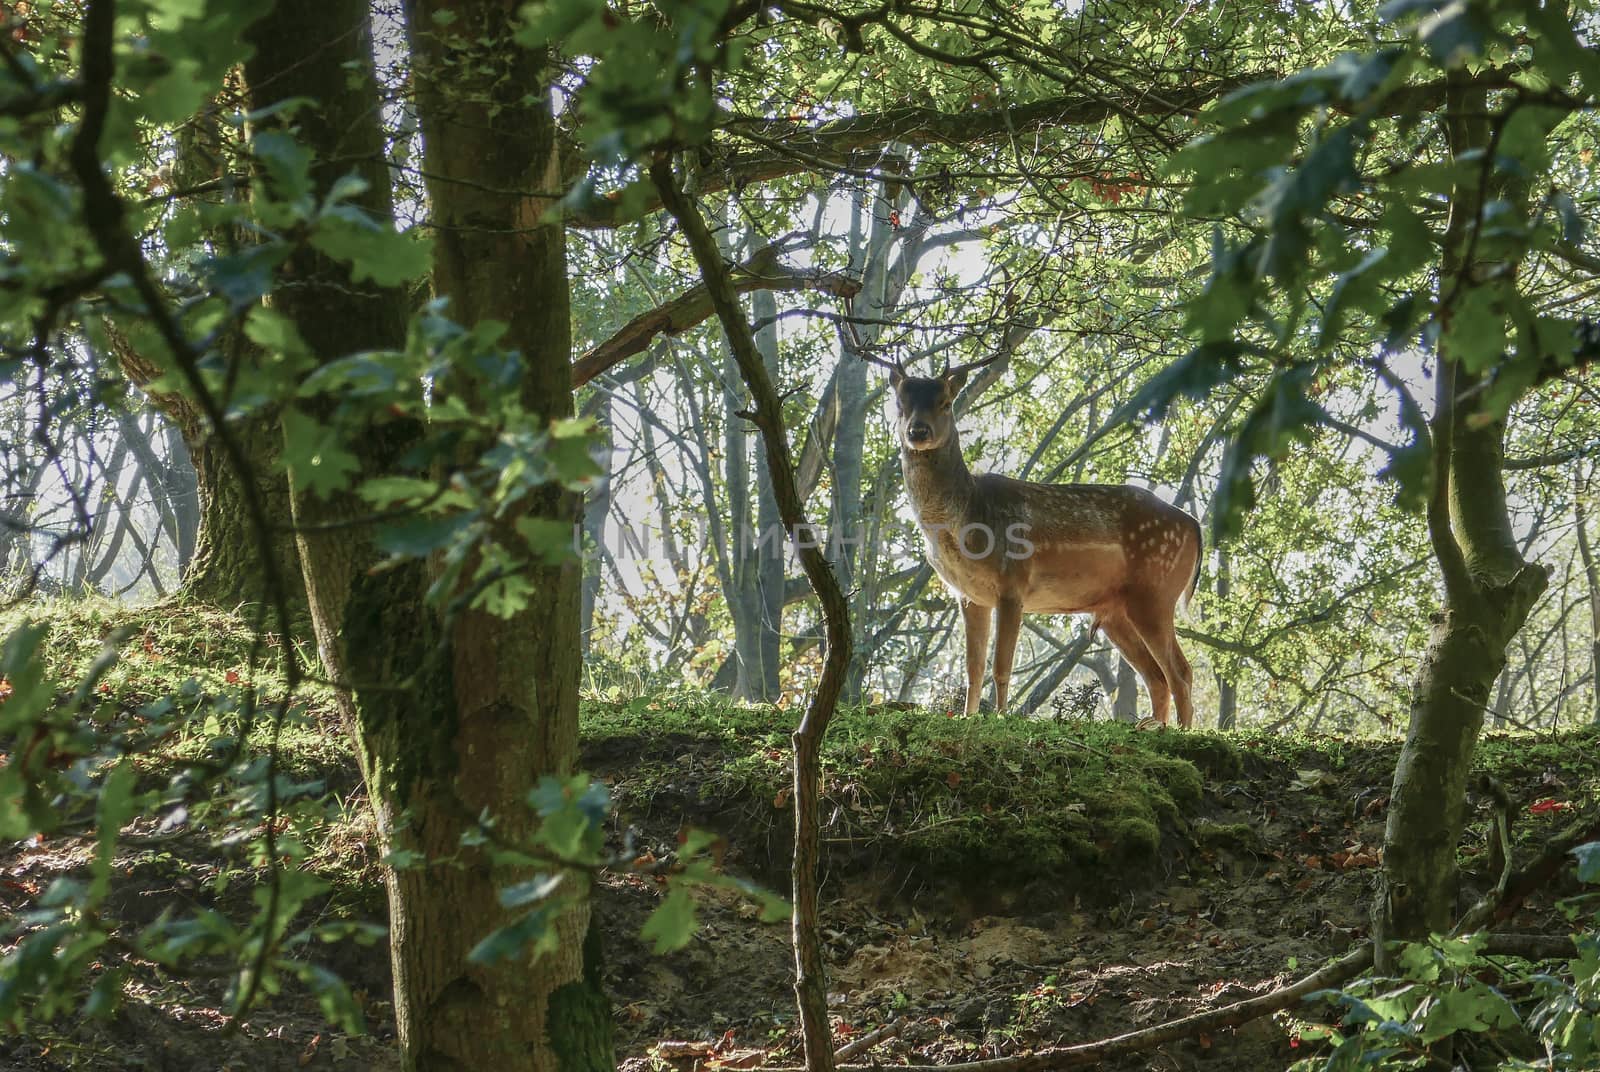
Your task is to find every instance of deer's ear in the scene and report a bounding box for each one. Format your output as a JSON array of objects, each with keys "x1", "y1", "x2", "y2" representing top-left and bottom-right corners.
[
  {"x1": 943, "y1": 369, "x2": 968, "y2": 397},
  {"x1": 890, "y1": 366, "x2": 905, "y2": 390}
]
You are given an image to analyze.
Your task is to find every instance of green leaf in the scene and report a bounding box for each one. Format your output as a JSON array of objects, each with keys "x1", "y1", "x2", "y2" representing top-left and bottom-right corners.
[
  {"x1": 294, "y1": 963, "x2": 366, "y2": 1035},
  {"x1": 360, "y1": 476, "x2": 446, "y2": 509},
  {"x1": 281, "y1": 408, "x2": 361, "y2": 499},
  {"x1": 1551, "y1": 190, "x2": 1586, "y2": 245},
  {"x1": 374, "y1": 512, "x2": 477, "y2": 559},
  {"x1": 1118, "y1": 342, "x2": 1255, "y2": 423},
  {"x1": 468, "y1": 907, "x2": 557, "y2": 965},
  {"x1": 311, "y1": 205, "x2": 433, "y2": 286},
  {"x1": 1420, "y1": 984, "x2": 1518, "y2": 1043},
  {"x1": 252, "y1": 131, "x2": 314, "y2": 204},
  {"x1": 516, "y1": 517, "x2": 579, "y2": 563},
  {"x1": 203, "y1": 245, "x2": 292, "y2": 310},
  {"x1": 244, "y1": 306, "x2": 311, "y2": 363},
  {"x1": 89, "y1": 761, "x2": 138, "y2": 901},
  {"x1": 1573, "y1": 841, "x2": 1600, "y2": 884},
  {"x1": 641, "y1": 887, "x2": 697, "y2": 953},
  {"x1": 499, "y1": 874, "x2": 565, "y2": 909},
  {"x1": 1319, "y1": 246, "x2": 1390, "y2": 347},
  {"x1": 1212, "y1": 367, "x2": 1329, "y2": 542},
  {"x1": 0, "y1": 623, "x2": 52, "y2": 731},
  {"x1": 1377, "y1": 403, "x2": 1432, "y2": 513},
  {"x1": 1382, "y1": 0, "x2": 1490, "y2": 68},
  {"x1": 1442, "y1": 290, "x2": 1507, "y2": 372}
]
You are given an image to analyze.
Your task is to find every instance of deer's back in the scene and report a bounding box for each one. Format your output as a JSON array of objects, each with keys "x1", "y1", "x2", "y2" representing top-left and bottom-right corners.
[{"x1": 921, "y1": 476, "x2": 1198, "y2": 615}]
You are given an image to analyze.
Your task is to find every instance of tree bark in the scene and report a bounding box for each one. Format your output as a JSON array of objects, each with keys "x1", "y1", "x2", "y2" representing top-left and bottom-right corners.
[
  {"x1": 1215, "y1": 549, "x2": 1236, "y2": 730},
  {"x1": 1574, "y1": 461, "x2": 1600, "y2": 724},
  {"x1": 653, "y1": 158, "x2": 853, "y2": 1072},
  {"x1": 579, "y1": 390, "x2": 613, "y2": 658},
  {"x1": 1374, "y1": 72, "x2": 1549, "y2": 963},
  {"x1": 243, "y1": 1, "x2": 612, "y2": 1069},
  {"x1": 102, "y1": 94, "x2": 305, "y2": 616},
  {"x1": 1112, "y1": 658, "x2": 1139, "y2": 723},
  {"x1": 182, "y1": 408, "x2": 304, "y2": 614},
  {"x1": 753, "y1": 289, "x2": 786, "y2": 700}
]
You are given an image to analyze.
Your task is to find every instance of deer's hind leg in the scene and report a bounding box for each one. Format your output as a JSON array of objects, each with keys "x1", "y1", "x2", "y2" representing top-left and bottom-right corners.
[
  {"x1": 1099, "y1": 615, "x2": 1171, "y2": 725},
  {"x1": 960, "y1": 599, "x2": 992, "y2": 715},
  {"x1": 1126, "y1": 594, "x2": 1194, "y2": 728},
  {"x1": 992, "y1": 596, "x2": 1023, "y2": 714}
]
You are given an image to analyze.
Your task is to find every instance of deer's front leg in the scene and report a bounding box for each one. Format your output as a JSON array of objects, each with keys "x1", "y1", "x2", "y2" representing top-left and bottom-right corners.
[
  {"x1": 992, "y1": 596, "x2": 1022, "y2": 714},
  {"x1": 960, "y1": 599, "x2": 991, "y2": 714}
]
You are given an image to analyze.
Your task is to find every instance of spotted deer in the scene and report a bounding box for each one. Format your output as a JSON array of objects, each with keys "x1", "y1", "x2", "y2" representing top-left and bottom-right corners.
[{"x1": 873, "y1": 354, "x2": 1203, "y2": 726}]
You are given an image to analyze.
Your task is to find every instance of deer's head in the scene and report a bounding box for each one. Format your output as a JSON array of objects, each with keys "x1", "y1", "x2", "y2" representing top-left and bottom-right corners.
[{"x1": 890, "y1": 368, "x2": 968, "y2": 452}]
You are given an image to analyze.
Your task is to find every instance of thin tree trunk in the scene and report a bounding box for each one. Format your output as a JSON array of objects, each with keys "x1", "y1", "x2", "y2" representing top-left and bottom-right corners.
[
  {"x1": 1112, "y1": 657, "x2": 1140, "y2": 723},
  {"x1": 753, "y1": 288, "x2": 786, "y2": 700},
  {"x1": 1375, "y1": 72, "x2": 1549, "y2": 961},
  {"x1": 72, "y1": 437, "x2": 129, "y2": 591},
  {"x1": 1215, "y1": 548, "x2": 1236, "y2": 730},
  {"x1": 1574, "y1": 461, "x2": 1600, "y2": 725},
  {"x1": 160, "y1": 418, "x2": 199, "y2": 570},
  {"x1": 579, "y1": 391, "x2": 613, "y2": 658},
  {"x1": 654, "y1": 159, "x2": 852, "y2": 1072}
]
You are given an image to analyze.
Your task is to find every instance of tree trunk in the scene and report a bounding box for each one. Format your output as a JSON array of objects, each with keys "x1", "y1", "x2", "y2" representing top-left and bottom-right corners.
[
  {"x1": 401, "y1": 0, "x2": 610, "y2": 1066},
  {"x1": 834, "y1": 176, "x2": 918, "y2": 703},
  {"x1": 579, "y1": 391, "x2": 613, "y2": 658},
  {"x1": 1374, "y1": 73, "x2": 1548, "y2": 960},
  {"x1": 182, "y1": 410, "x2": 305, "y2": 615},
  {"x1": 72, "y1": 436, "x2": 128, "y2": 591},
  {"x1": 1112, "y1": 657, "x2": 1140, "y2": 723},
  {"x1": 1574, "y1": 462, "x2": 1600, "y2": 725},
  {"x1": 103, "y1": 89, "x2": 305, "y2": 616},
  {"x1": 1215, "y1": 549, "x2": 1236, "y2": 730},
  {"x1": 244, "y1": 1, "x2": 612, "y2": 1069},
  {"x1": 159, "y1": 417, "x2": 199, "y2": 570},
  {"x1": 753, "y1": 289, "x2": 786, "y2": 700}
]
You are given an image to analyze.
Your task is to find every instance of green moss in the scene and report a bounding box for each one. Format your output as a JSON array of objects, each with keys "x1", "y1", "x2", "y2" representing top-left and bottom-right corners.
[
  {"x1": 583, "y1": 700, "x2": 1220, "y2": 895},
  {"x1": 1145, "y1": 730, "x2": 1245, "y2": 780},
  {"x1": 1102, "y1": 815, "x2": 1161, "y2": 863}
]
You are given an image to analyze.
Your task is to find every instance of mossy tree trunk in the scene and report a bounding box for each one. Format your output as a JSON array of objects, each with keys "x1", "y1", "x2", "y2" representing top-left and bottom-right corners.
[
  {"x1": 183, "y1": 410, "x2": 303, "y2": 612},
  {"x1": 108, "y1": 326, "x2": 305, "y2": 616},
  {"x1": 1374, "y1": 73, "x2": 1549, "y2": 963},
  {"x1": 104, "y1": 90, "x2": 307, "y2": 617},
  {"x1": 243, "y1": 1, "x2": 612, "y2": 1069},
  {"x1": 401, "y1": 0, "x2": 610, "y2": 1064}
]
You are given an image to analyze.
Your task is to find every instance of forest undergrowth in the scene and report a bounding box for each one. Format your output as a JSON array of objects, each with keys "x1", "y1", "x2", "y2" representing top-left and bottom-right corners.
[{"x1": 1, "y1": 600, "x2": 1596, "y2": 1071}]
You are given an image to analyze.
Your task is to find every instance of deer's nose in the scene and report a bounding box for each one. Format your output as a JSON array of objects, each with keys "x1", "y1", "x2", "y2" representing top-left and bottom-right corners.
[{"x1": 906, "y1": 421, "x2": 933, "y2": 443}]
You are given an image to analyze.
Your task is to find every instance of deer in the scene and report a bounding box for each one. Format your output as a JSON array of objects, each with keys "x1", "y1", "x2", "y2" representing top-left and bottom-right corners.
[{"x1": 864, "y1": 349, "x2": 1204, "y2": 726}]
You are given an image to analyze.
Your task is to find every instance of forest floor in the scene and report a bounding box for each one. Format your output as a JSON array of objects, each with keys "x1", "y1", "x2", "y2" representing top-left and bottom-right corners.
[{"x1": 1, "y1": 601, "x2": 1597, "y2": 1072}]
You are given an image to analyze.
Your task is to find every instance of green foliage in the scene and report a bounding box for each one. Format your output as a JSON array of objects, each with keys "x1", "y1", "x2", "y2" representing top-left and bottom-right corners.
[
  {"x1": 468, "y1": 773, "x2": 787, "y2": 964},
  {"x1": 1151, "y1": 0, "x2": 1600, "y2": 539},
  {"x1": 0, "y1": 600, "x2": 366, "y2": 1034},
  {"x1": 520, "y1": 0, "x2": 743, "y2": 217},
  {"x1": 1290, "y1": 856, "x2": 1600, "y2": 1070}
]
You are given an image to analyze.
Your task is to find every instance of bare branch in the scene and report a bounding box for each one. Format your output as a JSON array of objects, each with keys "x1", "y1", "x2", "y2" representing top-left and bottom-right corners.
[{"x1": 573, "y1": 243, "x2": 860, "y2": 387}]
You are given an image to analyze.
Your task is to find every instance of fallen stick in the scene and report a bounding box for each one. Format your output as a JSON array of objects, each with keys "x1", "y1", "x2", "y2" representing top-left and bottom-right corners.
[
  {"x1": 833, "y1": 1017, "x2": 908, "y2": 1063},
  {"x1": 761, "y1": 813, "x2": 1598, "y2": 1072},
  {"x1": 767, "y1": 946, "x2": 1376, "y2": 1072}
]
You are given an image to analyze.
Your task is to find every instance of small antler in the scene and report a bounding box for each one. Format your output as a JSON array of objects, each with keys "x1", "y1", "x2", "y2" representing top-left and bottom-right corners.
[
  {"x1": 943, "y1": 349, "x2": 1004, "y2": 380},
  {"x1": 842, "y1": 296, "x2": 905, "y2": 376},
  {"x1": 945, "y1": 270, "x2": 1017, "y2": 379}
]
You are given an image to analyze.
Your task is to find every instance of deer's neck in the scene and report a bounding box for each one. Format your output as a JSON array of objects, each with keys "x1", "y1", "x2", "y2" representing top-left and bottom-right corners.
[{"x1": 903, "y1": 435, "x2": 975, "y2": 529}]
